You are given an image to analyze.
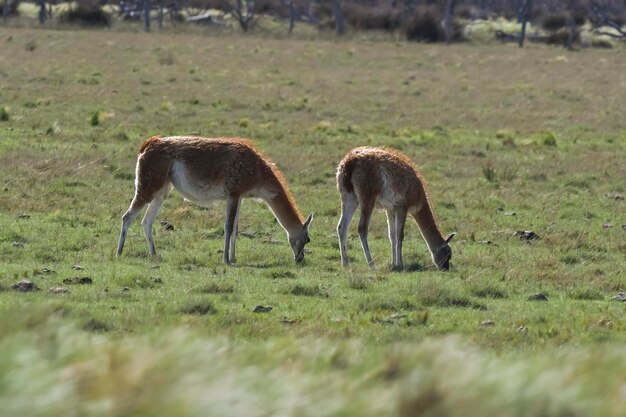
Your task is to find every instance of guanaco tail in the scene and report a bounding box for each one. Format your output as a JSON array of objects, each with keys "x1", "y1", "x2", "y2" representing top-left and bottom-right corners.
[
  {"x1": 116, "y1": 136, "x2": 313, "y2": 264},
  {"x1": 336, "y1": 146, "x2": 455, "y2": 271}
]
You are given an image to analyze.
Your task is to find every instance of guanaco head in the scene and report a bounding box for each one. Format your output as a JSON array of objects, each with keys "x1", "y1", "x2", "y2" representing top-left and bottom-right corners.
[
  {"x1": 433, "y1": 233, "x2": 456, "y2": 271},
  {"x1": 290, "y1": 213, "x2": 313, "y2": 264}
]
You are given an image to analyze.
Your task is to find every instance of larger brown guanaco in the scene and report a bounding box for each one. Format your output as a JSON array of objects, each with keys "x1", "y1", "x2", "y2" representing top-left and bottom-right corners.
[{"x1": 116, "y1": 136, "x2": 313, "y2": 264}]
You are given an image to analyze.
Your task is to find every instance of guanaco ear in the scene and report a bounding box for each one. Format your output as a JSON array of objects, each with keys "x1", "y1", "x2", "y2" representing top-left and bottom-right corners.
[
  {"x1": 304, "y1": 213, "x2": 314, "y2": 229},
  {"x1": 444, "y1": 233, "x2": 456, "y2": 244}
]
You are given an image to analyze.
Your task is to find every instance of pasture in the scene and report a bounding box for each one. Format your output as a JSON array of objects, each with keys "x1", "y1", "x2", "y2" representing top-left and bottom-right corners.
[{"x1": 0, "y1": 27, "x2": 625, "y2": 416}]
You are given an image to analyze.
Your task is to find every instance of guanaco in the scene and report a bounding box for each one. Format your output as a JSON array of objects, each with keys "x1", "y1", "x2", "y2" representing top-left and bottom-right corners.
[
  {"x1": 336, "y1": 146, "x2": 455, "y2": 270},
  {"x1": 116, "y1": 136, "x2": 313, "y2": 264}
]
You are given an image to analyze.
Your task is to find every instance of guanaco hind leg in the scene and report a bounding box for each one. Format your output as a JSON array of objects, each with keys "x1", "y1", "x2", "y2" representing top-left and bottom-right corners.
[
  {"x1": 116, "y1": 184, "x2": 169, "y2": 257},
  {"x1": 385, "y1": 209, "x2": 397, "y2": 267},
  {"x1": 141, "y1": 185, "x2": 170, "y2": 256},
  {"x1": 357, "y1": 201, "x2": 375, "y2": 270},
  {"x1": 337, "y1": 193, "x2": 358, "y2": 267},
  {"x1": 117, "y1": 149, "x2": 171, "y2": 257},
  {"x1": 116, "y1": 200, "x2": 145, "y2": 257}
]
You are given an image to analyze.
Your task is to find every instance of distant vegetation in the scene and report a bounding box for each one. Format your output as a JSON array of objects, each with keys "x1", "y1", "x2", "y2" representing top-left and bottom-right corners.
[{"x1": 3, "y1": 0, "x2": 626, "y2": 47}]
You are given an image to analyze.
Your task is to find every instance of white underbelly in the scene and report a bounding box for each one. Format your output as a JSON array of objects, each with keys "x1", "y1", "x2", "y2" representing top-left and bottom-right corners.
[
  {"x1": 169, "y1": 162, "x2": 226, "y2": 207},
  {"x1": 169, "y1": 161, "x2": 277, "y2": 207}
]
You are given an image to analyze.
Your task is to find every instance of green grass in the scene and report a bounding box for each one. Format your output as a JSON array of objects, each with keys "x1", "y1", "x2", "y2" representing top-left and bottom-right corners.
[{"x1": 0, "y1": 27, "x2": 625, "y2": 416}]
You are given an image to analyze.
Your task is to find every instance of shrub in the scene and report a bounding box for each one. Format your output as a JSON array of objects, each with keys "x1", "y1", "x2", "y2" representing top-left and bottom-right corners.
[
  {"x1": 256, "y1": 0, "x2": 289, "y2": 18},
  {"x1": 571, "y1": 13, "x2": 586, "y2": 27},
  {"x1": 591, "y1": 38, "x2": 613, "y2": 49},
  {"x1": 90, "y1": 110, "x2": 100, "y2": 126},
  {"x1": 546, "y1": 30, "x2": 580, "y2": 46},
  {"x1": 406, "y1": 7, "x2": 442, "y2": 43},
  {"x1": 542, "y1": 131, "x2": 557, "y2": 147},
  {"x1": 455, "y1": 5, "x2": 473, "y2": 20},
  {"x1": 60, "y1": 1, "x2": 111, "y2": 27},
  {"x1": 610, "y1": 14, "x2": 626, "y2": 27},
  {"x1": 188, "y1": 0, "x2": 228, "y2": 11},
  {"x1": 82, "y1": 318, "x2": 113, "y2": 332},
  {"x1": 541, "y1": 13, "x2": 568, "y2": 31},
  {"x1": 482, "y1": 162, "x2": 497, "y2": 183},
  {"x1": 196, "y1": 283, "x2": 235, "y2": 294},
  {"x1": 311, "y1": 0, "x2": 334, "y2": 23},
  {"x1": 4, "y1": 0, "x2": 20, "y2": 17},
  {"x1": 455, "y1": 5, "x2": 494, "y2": 20},
  {"x1": 343, "y1": 3, "x2": 403, "y2": 32},
  {"x1": 541, "y1": 12, "x2": 585, "y2": 32},
  {"x1": 470, "y1": 284, "x2": 508, "y2": 299},
  {"x1": 180, "y1": 301, "x2": 217, "y2": 315},
  {"x1": 290, "y1": 284, "x2": 327, "y2": 297}
]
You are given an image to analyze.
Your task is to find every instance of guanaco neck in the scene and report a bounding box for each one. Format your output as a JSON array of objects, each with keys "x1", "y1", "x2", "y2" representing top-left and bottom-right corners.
[
  {"x1": 263, "y1": 178, "x2": 303, "y2": 235},
  {"x1": 412, "y1": 197, "x2": 446, "y2": 253}
]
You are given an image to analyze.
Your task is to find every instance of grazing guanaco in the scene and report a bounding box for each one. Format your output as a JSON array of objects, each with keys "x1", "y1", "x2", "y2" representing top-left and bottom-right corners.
[
  {"x1": 116, "y1": 136, "x2": 313, "y2": 264},
  {"x1": 336, "y1": 146, "x2": 455, "y2": 270}
]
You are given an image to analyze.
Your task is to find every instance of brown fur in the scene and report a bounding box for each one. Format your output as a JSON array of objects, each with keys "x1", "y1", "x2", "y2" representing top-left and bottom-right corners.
[
  {"x1": 135, "y1": 136, "x2": 302, "y2": 222},
  {"x1": 336, "y1": 146, "x2": 453, "y2": 270},
  {"x1": 139, "y1": 135, "x2": 162, "y2": 153},
  {"x1": 337, "y1": 146, "x2": 435, "y2": 220}
]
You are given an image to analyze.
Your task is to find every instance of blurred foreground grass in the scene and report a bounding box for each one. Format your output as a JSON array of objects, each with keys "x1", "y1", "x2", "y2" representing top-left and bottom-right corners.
[{"x1": 2, "y1": 321, "x2": 626, "y2": 417}]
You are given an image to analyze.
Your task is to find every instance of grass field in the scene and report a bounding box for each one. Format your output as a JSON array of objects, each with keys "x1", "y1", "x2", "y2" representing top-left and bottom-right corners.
[{"x1": 1, "y1": 27, "x2": 625, "y2": 416}]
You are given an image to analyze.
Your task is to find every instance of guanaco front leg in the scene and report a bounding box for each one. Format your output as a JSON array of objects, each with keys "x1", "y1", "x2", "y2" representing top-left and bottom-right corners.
[
  {"x1": 394, "y1": 206, "x2": 407, "y2": 270},
  {"x1": 337, "y1": 193, "x2": 358, "y2": 267},
  {"x1": 386, "y1": 209, "x2": 397, "y2": 267},
  {"x1": 358, "y1": 201, "x2": 375, "y2": 270},
  {"x1": 228, "y1": 196, "x2": 242, "y2": 264},
  {"x1": 224, "y1": 194, "x2": 241, "y2": 265}
]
